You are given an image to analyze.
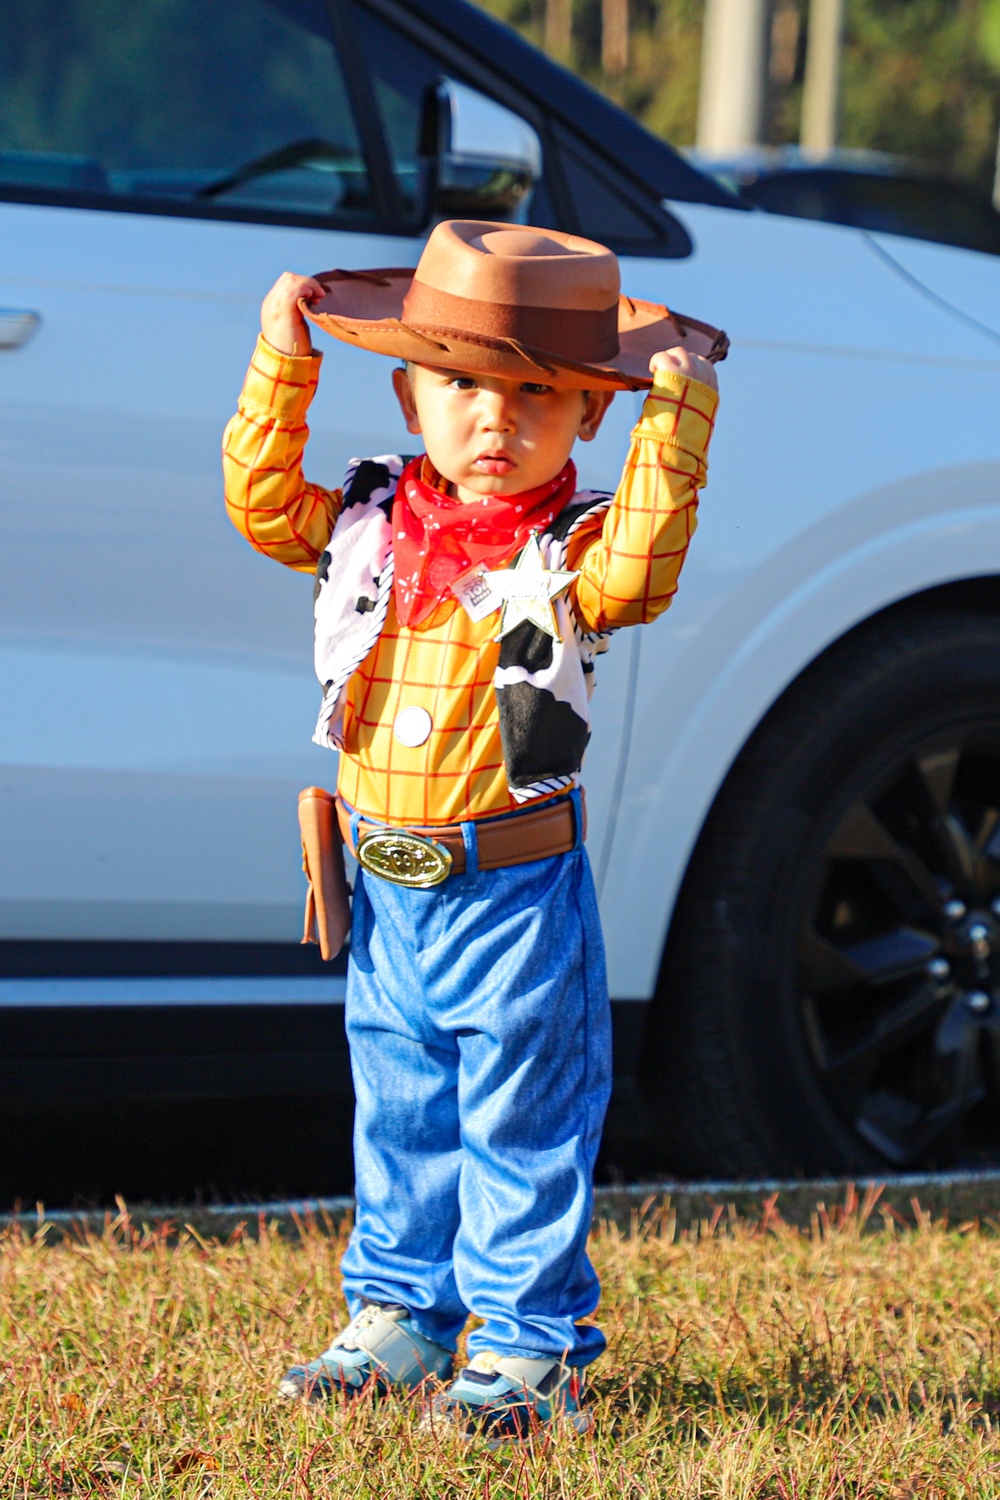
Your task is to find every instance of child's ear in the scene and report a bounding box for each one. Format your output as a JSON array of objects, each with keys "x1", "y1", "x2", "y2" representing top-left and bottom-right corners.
[
  {"x1": 577, "y1": 389, "x2": 615, "y2": 443},
  {"x1": 392, "y1": 366, "x2": 422, "y2": 435}
]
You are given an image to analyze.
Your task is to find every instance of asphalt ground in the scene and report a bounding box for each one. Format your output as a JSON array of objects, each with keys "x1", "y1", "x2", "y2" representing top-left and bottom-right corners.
[
  {"x1": 0, "y1": 1073, "x2": 668, "y2": 1209},
  {"x1": 8, "y1": 1085, "x2": 1000, "y2": 1228}
]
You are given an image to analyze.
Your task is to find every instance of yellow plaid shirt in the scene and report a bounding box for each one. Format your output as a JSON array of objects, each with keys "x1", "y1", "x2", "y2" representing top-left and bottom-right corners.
[{"x1": 223, "y1": 335, "x2": 718, "y2": 826}]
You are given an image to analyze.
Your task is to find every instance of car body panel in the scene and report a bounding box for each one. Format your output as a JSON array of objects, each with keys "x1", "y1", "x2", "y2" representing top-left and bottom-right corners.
[
  {"x1": 866, "y1": 231, "x2": 1000, "y2": 340},
  {"x1": 0, "y1": 199, "x2": 637, "y2": 942},
  {"x1": 3, "y1": 0, "x2": 1000, "y2": 1050},
  {"x1": 595, "y1": 205, "x2": 1000, "y2": 997}
]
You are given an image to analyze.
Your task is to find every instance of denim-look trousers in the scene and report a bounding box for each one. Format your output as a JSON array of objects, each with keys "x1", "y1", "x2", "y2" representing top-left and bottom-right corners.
[{"x1": 339, "y1": 797, "x2": 612, "y2": 1366}]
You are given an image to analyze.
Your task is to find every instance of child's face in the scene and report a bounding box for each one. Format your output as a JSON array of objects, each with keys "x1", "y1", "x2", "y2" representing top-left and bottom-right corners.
[{"x1": 391, "y1": 364, "x2": 614, "y2": 502}]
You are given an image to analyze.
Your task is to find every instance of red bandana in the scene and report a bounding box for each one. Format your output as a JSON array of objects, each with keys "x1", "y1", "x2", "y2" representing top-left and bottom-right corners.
[{"x1": 392, "y1": 456, "x2": 577, "y2": 628}]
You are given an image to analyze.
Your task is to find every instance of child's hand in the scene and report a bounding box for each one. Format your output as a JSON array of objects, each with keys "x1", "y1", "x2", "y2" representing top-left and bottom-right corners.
[
  {"x1": 260, "y1": 272, "x2": 327, "y2": 356},
  {"x1": 649, "y1": 345, "x2": 719, "y2": 393}
]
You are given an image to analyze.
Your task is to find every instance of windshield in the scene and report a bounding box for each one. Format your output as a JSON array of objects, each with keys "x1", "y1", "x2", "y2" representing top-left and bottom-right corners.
[{"x1": 0, "y1": 0, "x2": 375, "y2": 223}]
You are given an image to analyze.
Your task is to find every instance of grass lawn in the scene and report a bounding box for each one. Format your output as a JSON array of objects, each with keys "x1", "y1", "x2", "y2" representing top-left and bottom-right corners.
[{"x1": 3, "y1": 1191, "x2": 1000, "y2": 1498}]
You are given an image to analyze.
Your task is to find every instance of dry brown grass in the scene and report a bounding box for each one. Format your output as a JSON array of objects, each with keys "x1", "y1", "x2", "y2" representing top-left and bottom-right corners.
[{"x1": 3, "y1": 1190, "x2": 1000, "y2": 1497}]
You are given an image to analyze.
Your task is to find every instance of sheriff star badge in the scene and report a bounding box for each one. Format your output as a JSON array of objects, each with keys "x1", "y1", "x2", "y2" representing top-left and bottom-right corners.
[{"x1": 483, "y1": 533, "x2": 578, "y2": 642}]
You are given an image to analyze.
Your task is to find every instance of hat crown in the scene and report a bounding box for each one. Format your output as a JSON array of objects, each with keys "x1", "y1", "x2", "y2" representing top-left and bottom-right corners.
[
  {"x1": 469, "y1": 228, "x2": 573, "y2": 258},
  {"x1": 411, "y1": 219, "x2": 620, "y2": 312}
]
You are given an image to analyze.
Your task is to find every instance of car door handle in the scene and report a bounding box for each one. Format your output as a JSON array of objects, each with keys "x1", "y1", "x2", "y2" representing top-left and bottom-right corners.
[{"x1": 0, "y1": 310, "x2": 40, "y2": 349}]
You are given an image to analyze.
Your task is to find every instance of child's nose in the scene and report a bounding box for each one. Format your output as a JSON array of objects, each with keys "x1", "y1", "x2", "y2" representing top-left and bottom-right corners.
[{"x1": 479, "y1": 390, "x2": 517, "y2": 432}]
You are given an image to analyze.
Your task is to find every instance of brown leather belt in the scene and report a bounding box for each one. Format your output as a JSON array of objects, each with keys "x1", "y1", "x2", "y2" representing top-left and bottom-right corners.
[{"x1": 337, "y1": 794, "x2": 581, "y2": 887}]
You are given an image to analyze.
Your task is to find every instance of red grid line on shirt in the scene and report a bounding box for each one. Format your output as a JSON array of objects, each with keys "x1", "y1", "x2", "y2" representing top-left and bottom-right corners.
[
  {"x1": 338, "y1": 592, "x2": 515, "y2": 824},
  {"x1": 224, "y1": 476, "x2": 330, "y2": 563},
  {"x1": 573, "y1": 429, "x2": 701, "y2": 631},
  {"x1": 222, "y1": 452, "x2": 314, "y2": 479},
  {"x1": 343, "y1": 761, "x2": 508, "y2": 784},
  {"x1": 642, "y1": 384, "x2": 715, "y2": 419},
  {"x1": 338, "y1": 603, "x2": 504, "y2": 825},
  {"x1": 625, "y1": 450, "x2": 705, "y2": 479},
  {"x1": 227, "y1": 411, "x2": 311, "y2": 438},
  {"x1": 224, "y1": 349, "x2": 718, "y2": 823},
  {"x1": 246, "y1": 349, "x2": 319, "y2": 400},
  {"x1": 222, "y1": 359, "x2": 340, "y2": 567}
]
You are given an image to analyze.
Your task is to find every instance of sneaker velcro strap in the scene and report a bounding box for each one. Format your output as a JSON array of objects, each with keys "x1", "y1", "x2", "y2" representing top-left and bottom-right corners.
[
  {"x1": 485, "y1": 1354, "x2": 566, "y2": 1393},
  {"x1": 327, "y1": 1306, "x2": 453, "y2": 1387}
]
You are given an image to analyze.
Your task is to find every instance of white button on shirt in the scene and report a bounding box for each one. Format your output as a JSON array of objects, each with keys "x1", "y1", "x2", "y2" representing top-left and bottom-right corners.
[{"x1": 393, "y1": 705, "x2": 433, "y2": 748}]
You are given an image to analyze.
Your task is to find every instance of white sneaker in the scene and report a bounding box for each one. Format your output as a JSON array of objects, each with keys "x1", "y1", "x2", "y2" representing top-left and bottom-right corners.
[
  {"x1": 278, "y1": 1303, "x2": 454, "y2": 1402},
  {"x1": 427, "y1": 1351, "x2": 592, "y2": 1442}
]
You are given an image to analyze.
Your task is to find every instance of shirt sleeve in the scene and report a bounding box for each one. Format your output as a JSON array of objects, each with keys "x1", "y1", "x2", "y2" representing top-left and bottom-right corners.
[
  {"x1": 222, "y1": 334, "x2": 342, "y2": 574},
  {"x1": 568, "y1": 370, "x2": 719, "y2": 632}
]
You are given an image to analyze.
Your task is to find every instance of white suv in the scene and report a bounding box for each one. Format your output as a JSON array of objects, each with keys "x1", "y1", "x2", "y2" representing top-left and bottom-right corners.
[{"x1": 3, "y1": 0, "x2": 1000, "y2": 1182}]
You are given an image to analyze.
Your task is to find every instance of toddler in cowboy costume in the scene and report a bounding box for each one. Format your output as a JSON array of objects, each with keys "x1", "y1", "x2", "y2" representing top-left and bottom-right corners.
[{"x1": 223, "y1": 220, "x2": 722, "y2": 1438}]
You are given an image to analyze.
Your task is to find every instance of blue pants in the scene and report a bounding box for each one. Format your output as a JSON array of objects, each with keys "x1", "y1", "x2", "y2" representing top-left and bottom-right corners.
[{"x1": 340, "y1": 802, "x2": 612, "y2": 1366}]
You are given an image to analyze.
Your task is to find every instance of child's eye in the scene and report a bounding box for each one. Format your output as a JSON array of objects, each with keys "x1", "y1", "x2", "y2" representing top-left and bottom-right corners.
[
  {"x1": 520, "y1": 382, "x2": 553, "y2": 395},
  {"x1": 448, "y1": 376, "x2": 477, "y2": 390}
]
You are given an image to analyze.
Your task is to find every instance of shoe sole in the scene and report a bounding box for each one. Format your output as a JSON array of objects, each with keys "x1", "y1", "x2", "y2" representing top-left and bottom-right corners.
[
  {"x1": 419, "y1": 1403, "x2": 594, "y2": 1446},
  {"x1": 279, "y1": 1370, "x2": 451, "y2": 1403},
  {"x1": 480, "y1": 1409, "x2": 595, "y2": 1448}
]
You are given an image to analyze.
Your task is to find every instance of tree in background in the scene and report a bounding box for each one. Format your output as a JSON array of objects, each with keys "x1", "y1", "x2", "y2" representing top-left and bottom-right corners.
[
  {"x1": 474, "y1": 0, "x2": 1000, "y2": 191},
  {"x1": 839, "y1": 0, "x2": 999, "y2": 188}
]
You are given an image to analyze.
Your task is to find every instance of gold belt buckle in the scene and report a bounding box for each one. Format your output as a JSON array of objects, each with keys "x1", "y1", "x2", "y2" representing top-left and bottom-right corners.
[{"x1": 356, "y1": 827, "x2": 453, "y2": 888}]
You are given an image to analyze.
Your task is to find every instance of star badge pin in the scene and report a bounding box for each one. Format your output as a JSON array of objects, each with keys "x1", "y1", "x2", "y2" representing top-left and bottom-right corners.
[{"x1": 484, "y1": 533, "x2": 579, "y2": 642}]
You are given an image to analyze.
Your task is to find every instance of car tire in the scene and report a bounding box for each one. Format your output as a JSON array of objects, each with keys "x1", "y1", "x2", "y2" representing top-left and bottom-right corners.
[{"x1": 642, "y1": 606, "x2": 1000, "y2": 1178}]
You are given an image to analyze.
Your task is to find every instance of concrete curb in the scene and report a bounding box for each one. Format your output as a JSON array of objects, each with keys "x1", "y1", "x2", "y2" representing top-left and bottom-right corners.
[{"x1": 6, "y1": 1168, "x2": 1000, "y2": 1242}]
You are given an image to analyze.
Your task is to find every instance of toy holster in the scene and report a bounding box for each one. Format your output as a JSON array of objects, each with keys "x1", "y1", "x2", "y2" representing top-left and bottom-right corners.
[{"x1": 298, "y1": 786, "x2": 351, "y2": 962}]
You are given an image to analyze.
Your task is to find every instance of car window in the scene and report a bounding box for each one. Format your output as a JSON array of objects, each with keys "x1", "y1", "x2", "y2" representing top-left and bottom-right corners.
[
  {"x1": 744, "y1": 170, "x2": 1000, "y2": 258},
  {"x1": 350, "y1": 2, "x2": 556, "y2": 230},
  {"x1": 554, "y1": 130, "x2": 690, "y2": 256},
  {"x1": 346, "y1": 3, "x2": 684, "y2": 256},
  {"x1": 0, "y1": 0, "x2": 376, "y2": 225},
  {"x1": 348, "y1": 4, "x2": 470, "y2": 223}
]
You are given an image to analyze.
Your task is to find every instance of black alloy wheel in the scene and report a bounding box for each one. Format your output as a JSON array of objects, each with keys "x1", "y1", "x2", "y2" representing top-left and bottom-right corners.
[
  {"x1": 642, "y1": 604, "x2": 1000, "y2": 1178},
  {"x1": 803, "y1": 730, "x2": 1000, "y2": 1166}
]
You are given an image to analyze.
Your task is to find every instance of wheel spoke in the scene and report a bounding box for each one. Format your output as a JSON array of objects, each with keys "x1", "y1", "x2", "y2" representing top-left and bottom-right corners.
[
  {"x1": 979, "y1": 809, "x2": 1000, "y2": 862},
  {"x1": 819, "y1": 979, "x2": 944, "y2": 1087},
  {"x1": 929, "y1": 810, "x2": 979, "y2": 888},
  {"x1": 913, "y1": 1006, "x2": 986, "y2": 1147},
  {"x1": 827, "y1": 800, "x2": 904, "y2": 860},
  {"x1": 826, "y1": 801, "x2": 944, "y2": 916},
  {"x1": 982, "y1": 1014, "x2": 1000, "y2": 1086},
  {"x1": 842, "y1": 927, "x2": 939, "y2": 985},
  {"x1": 798, "y1": 926, "x2": 866, "y2": 994},
  {"x1": 914, "y1": 746, "x2": 961, "y2": 813},
  {"x1": 853, "y1": 1001, "x2": 985, "y2": 1164},
  {"x1": 914, "y1": 740, "x2": 995, "y2": 888},
  {"x1": 854, "y1": 1099, "x2": 923, "y2": 1166},
  {"x1": 800, "y1": 923, "x2": 939, "y2": 996}
]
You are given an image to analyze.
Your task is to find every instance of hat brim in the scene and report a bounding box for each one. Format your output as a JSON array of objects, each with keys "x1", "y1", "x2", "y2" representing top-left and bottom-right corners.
[{"x1": 300, "y1": 268, "x2": 728, "y2": 391}]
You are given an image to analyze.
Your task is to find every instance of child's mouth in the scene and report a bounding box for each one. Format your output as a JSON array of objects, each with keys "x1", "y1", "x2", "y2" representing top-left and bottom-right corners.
[{"x1": 474, "y1": 452, "x2": 516, "y2": 476}]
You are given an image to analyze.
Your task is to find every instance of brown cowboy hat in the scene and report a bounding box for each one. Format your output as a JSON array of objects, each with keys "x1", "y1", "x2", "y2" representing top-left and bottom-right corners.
[{"x1": 301, "y1": 219, "x2": 728, "y2": 392}]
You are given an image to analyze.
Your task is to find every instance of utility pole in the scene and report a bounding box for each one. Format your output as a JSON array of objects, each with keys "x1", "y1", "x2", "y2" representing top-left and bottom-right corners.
[
  {"x1": 994, "y1": 124, "x2": 1000, "y2": 211},
  {"x1": 696, "y1": 0, "x2": 769, "y2": 155},
  {"x1": 602, "y1": 0, "x2": 629, "y2": 76},
  {"x1": 800, "y1": 0, "x2": 844, "y2": 156},
  {"x1": 545, "y1": 0, "x2": 572, "y2": 61}
]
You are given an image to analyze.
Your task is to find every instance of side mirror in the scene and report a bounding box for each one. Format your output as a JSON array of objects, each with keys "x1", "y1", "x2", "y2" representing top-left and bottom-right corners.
[{"x1": 420, "y1": 79, "x2": 541, "y2": 222}]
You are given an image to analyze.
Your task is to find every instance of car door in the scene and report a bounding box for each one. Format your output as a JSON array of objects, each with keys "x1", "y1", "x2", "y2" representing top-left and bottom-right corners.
[
  {"x1": 343, "y1": 1, "x2": 650, "y2": 874},
  {"x1": 0, "y1": 0, "x2": 431, "y2": 946},
  {"x1": 0, "y1": 0, "x2": 649, "y2": 954},
  {"x1": 861, "y1": 230, "x2": 1000, "y2": 344}
]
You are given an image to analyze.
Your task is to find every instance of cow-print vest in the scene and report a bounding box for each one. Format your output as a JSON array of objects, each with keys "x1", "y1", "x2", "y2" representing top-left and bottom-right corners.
[{"x1": 311, "y1": 455, "x2": 615, "y2": 804}]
